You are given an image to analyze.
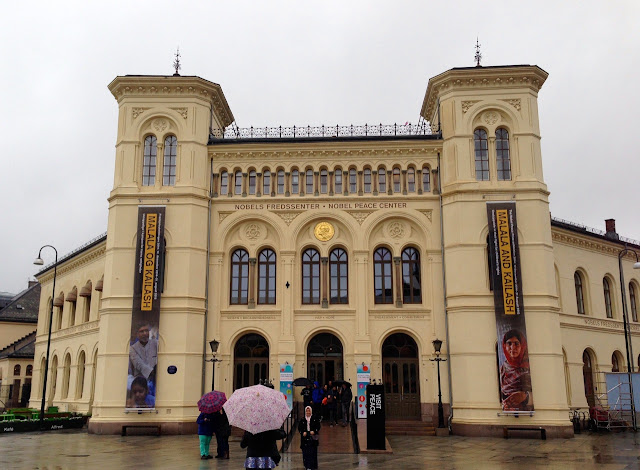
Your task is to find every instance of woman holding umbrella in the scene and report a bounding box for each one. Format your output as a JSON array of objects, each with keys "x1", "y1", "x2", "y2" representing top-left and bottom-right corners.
[
  {"x1": 240, "y1": 428, "x2": 286, "y2": 469},
  {"x1": 298, "y1": 406, "x2": 321, "y2": 470},
  {"x1": 197, "y1": 390, "x2": 227, "y2": 460}
]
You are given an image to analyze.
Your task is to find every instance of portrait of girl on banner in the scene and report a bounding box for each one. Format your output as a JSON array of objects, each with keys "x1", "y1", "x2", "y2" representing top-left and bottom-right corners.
[{"x1": 499, "y1": 329, "x2": 533, "y2": 411}]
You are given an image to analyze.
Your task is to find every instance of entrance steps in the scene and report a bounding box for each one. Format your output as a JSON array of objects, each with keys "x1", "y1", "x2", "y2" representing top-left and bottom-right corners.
[{"x1": 385, "y1": 419, "x2": 435, "y2": 436}]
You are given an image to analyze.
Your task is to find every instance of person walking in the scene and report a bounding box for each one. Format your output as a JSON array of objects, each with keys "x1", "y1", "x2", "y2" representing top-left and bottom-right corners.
[
  {"x1": 340, "y1": 383, "x2": 352, "y2": 426},
  {"x1": 298, "y1": 406, "x2": 321, "y2": 470},
  {"x1": 240, "y1": 428, "x2": 286, "y2": 469},
  {"x1": 196, "y1": 411, "x2": 215, "y2": 460},
  {"x1": 212, "y1": 408, "x2": 231, "y2": 459}
]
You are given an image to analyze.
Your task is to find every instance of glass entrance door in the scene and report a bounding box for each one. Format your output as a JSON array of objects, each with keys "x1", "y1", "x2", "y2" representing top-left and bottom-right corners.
[{"x1": 307, "y1": 333, "x2": 343, "y2": 385}]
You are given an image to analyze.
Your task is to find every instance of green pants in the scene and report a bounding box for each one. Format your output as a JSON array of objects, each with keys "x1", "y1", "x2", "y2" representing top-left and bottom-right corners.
[{"x1": 199, "y1": 435, "x2": 212, "y2": 456}]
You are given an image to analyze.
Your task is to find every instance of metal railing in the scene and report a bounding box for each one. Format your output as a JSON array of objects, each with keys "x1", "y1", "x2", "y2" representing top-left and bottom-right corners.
[
  {"x1": 210, "y1": 122, "x2": 438, "y2": 141},
  {"x1": 551, "y1": 217, "x2": 640, "y2": 247},
  {"x1": 280, "y1": 404, "x2": 299, "y2": 452}
]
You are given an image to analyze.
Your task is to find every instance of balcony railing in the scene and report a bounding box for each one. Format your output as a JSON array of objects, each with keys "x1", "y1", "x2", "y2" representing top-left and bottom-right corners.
[{"x1": 210, "y1": 121, "x2": 439, "y2": 141}]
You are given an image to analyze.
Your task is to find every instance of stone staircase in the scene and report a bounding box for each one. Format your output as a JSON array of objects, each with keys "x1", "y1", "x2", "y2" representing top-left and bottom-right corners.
[{"x1": 385, "y1": 419, "x2": 436, "y2": 436}]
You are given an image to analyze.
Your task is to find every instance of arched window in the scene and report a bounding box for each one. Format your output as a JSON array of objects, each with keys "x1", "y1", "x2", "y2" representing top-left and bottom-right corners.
[
  {"x1": 422, "y1": 166, "x2": 430, "y2": 192},
  {"x1": 26, "y1": 365, "x2": 32, "y2": 376},
  {"x1": 378, "y1": 167, "x2": 387, "y2": 193},
  {"x1": 407, "y1": 168, "x2": 415, "y2": 192},
  {"x1": 13, "y1": 365, "x2": 21, "y2": 376},
  {"x1": 474, "y1": 129, "x2": 489, "y2": 181},
  {"x1": 230, "y1": 249, "x2": 249, "y2": 305},
  {"x1": 163, "y1": 135, "x2": 177, "y2": 185},
  {"x1": 349, "y1": 169, "x2": 357, "y2": 194},
  {"x1": 329, "y1": 248, "x2": 348, "y2": 304},
  {"x1": 320, "y1": 169, "x2": 328, "y2": 194},
  {"x1": 305, "y1": 169, "x2": 314, "y2": 195},
  {"x1": 583, "y1": 350, "x2": 595, "y2": 407},
  {"x1": 302, "y1": 248, "x2": 320, "y2": 304},
  {"x1": 603, "y1": 277, "x2": 613, "y2": 318},
  {"x1": 402, "y1": 247, "x2": 421, "y2": 304},
  {"x1": 62, "y1": 353, "x2": 71, "y2": 399},
  {"x1": 374, "y1": 247, "x2": 393, "y2": 304},
  {"x1": 76, "y1": 351, "x2": 86, "y2": 399},
  {"x1": 612, "y1": 352, "x2": 621, "y2": 372},
  {"x1": 234, "y1": 170, "x2": 243, "y2": 195},
  {"x1": 277, "y1": 170, "x2": 285, "y2": 194},
  {"x1": 142, "y1": 135, "x2": 157, "y2": 186},
  {"x1": 248, "y1": 170, "x2": 256, "y2": 195},
  {"x1": 363, "y1": 168, "x2": 372, "y2": 193},
  {"x1": 263, "y1": 170, "x2": 271, "y2": 195},
  {"x1": 220, "y1": 171, "x2": 229, "y2": 195},
  {"x1": 258, "y1": 249, "x2": 276, "y2": 305},
  {"x1": 334, "y1": 167, "x2": 343, "y2": 194},
  {"x1": 496, "y1": 128, "x2": 511, "y2": 180},
  {"x1": 574, "y1": 272, "x2": 585, "y2": 315},
  {"x1": 630, "y1": 282, "x2": 638, "y2": 322},
  {"x1": 392, "y1": 167, "x2": 401, "y2": 193},
  {"x1": 291, "y1": 169, "x2": 299, "y2": 194}
]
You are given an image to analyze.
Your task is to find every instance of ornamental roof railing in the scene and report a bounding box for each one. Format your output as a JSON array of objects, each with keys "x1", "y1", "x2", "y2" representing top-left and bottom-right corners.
[
  {"x1": 551, "y1": 217, "x2": 640, "y2": 247},
  {"x1": 35, "y1": 232, "x2": 108, "y2": 275},
  {"x1": 210, "y1": 121, "x2": 439, "y2": 141}
]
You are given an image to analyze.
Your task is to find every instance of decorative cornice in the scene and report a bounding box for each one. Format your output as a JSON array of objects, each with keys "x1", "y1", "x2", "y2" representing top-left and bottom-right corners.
[
  {"x1": 38, "y1": 244, "x2": 106, "y2": 284},
  {"x1": 551, "y1": 228, "x2": 631, "y2": 258}
]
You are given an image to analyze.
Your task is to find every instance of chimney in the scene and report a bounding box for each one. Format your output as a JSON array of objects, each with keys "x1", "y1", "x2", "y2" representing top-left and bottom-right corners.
[{"x1": 605, "y1": 219, "x2": 619, "y2": 241}]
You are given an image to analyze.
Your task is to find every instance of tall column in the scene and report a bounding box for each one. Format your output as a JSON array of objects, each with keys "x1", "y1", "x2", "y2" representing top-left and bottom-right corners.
[
  {"x1": 256, "y1": 173, "x2": 262, "y2": 197},
  {"x1": 248, "y1": 258, "x2": 256, "y2": 309},
  {"x1": 321, "y1": 257, "x2": 329, "y2": 308},
  {"x1": 393, "y1": 256, "x2": 403, "y2": 308}
]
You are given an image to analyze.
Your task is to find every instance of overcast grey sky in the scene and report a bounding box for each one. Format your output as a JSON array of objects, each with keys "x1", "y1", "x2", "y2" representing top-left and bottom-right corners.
[{"x1": 1, "y1": 1, "x2": 638, "y2": 295}]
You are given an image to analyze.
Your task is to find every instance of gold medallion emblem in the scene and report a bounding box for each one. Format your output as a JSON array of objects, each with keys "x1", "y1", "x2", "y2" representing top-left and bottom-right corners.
[{"x1": 314, "y1": 222, "x2": 335, "y2": 242}]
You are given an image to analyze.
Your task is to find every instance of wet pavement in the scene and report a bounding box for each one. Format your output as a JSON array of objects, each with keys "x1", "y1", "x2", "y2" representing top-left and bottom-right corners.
[{"x1": 1, "y1": 429, "x2": 639, "y2": 469}]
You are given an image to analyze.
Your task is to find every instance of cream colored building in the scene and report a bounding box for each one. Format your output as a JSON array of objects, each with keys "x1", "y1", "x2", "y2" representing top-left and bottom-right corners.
[{"x1": 30, "y1": 64, "x2": 640, "y2": 437}]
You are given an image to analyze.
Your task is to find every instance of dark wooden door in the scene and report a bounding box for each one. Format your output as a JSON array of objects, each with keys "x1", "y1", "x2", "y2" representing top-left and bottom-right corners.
[{"x1": 383, "y1": 359, "x2": 420, "y2": 418}]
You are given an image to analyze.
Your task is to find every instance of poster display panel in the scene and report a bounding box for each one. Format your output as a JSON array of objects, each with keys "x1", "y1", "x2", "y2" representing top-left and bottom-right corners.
[
  {"x1": 125, "y1": 206, "x2": 165, "y2": 410},
  {"x1": 356, "y1": 364, "x2": 370, "y2": 418},
  {"x1": 279, "y1": 363, "x2": 294, "y2": 410},
  {"x1": 487, "y1": 202, "x2": 534, "y2": 412}
]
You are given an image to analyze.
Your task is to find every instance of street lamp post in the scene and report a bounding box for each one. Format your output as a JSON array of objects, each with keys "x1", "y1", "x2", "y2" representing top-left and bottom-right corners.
[
  {"x1": 430, "y1": 338, "x2": 447, "y2": 429},
  {"x1": 618, "y1": 247, "x2": 640, "y2": 432},
  {"x1": 33, "y1": 245, "x2": 58, "y2": 431},
  {"x1": 205, "y1": 339, "x2": 222, "y2": 391}
]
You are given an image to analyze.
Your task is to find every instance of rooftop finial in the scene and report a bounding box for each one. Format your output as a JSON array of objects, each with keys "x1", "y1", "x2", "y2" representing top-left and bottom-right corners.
[
  {"x1": 475, "y1": 38, "x2": 482, "y2": 67},
  {"x1": 173, "y1": 47, "x2": 181, "y2": 76}
]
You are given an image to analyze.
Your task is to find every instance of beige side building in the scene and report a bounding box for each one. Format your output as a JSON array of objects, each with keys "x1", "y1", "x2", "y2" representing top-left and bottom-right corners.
[{"x1": 30, "y1": 64, "x2": 640, "y2": 437}]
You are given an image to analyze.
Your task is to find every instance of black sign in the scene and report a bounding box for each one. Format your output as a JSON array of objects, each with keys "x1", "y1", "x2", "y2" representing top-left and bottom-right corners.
[
  {"x1": 167, "y1": 366, "x2": 177, "y2": 375},
  {"x1": 366, "y1": 384, "x2": 385, "y2": 450}
]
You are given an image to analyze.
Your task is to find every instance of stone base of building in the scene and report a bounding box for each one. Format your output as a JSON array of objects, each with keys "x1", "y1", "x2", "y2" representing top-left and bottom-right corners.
[
  {"x1": 88, "y1": 419, "x2": 198, "y2": 435},
  {"x1": 451, "y1": 422, "x2": 574, "y2": 439},
  {"x1": 421, "y1": 402, "x2": 451, "y2": 427}
]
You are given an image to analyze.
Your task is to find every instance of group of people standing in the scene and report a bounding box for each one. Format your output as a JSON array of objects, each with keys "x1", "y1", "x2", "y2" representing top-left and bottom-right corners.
[
  {"x1": 196, "y1": 409, "x2": 231, "y2": 460},
  {"x1": 301, "y1": 381, "x2": 353, "y2": 427}
]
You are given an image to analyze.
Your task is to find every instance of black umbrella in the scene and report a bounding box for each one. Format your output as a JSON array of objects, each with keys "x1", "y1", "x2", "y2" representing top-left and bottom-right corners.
[
  {"x1": 292, "y1": 377, "x2": 313, "y2": 387},
  {"x1": 333, "y1": 379, "x2": 352, "y2": 387}
]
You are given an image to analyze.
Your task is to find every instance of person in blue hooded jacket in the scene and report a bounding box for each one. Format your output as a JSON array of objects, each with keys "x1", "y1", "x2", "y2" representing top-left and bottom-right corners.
[{"x1": 311, "y1": 381, "x2": 324, "y2": 417}]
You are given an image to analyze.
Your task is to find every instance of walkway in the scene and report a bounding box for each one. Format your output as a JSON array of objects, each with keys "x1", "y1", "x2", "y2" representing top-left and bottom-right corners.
[
  {"x1": 1, "y1": 429, "x2": 640, "y2": 469},
  {"x1": 286, "y1": 420, "x2": 354, "y2": 454}
]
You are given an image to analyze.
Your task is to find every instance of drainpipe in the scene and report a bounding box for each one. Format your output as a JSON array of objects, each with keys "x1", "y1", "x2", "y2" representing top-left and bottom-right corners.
[
  {"x1": 437, "y1": 152, "x2": 454, "y2": 431},
  {"x1": 202, "y1": 157, "x2": 213, "y2": 396}
]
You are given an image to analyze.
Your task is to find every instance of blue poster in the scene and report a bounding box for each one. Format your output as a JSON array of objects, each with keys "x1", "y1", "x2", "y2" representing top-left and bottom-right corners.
[
  {"x1": 279, "y1": 363, "x2": 293, "y2": 410},
  {"x1": 356, "y1": 364, "x2": 370, "y2": 418}
]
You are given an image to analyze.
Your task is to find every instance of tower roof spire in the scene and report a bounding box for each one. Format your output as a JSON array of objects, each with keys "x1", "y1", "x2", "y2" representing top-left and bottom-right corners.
[
  {"x1": 173, "y1": 47, "x2": 181, "y2": 76},
  {"x1": 475, "y1": 38, "x2": 482, "y2": 67}
]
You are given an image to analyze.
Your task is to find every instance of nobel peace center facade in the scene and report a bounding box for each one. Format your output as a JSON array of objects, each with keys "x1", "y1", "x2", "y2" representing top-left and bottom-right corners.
[{"x1": 30, "y1": 64, "x2": 640, "y2": 438}]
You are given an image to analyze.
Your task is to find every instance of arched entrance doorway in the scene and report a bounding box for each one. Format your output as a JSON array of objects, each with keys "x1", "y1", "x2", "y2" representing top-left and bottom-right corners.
[
  {"x1": 307, "y1": 333, "x2": 343, "y2": 385},
  {"x1": 582, "y1": 349, "x2": 595, "y2": 407},
  {"x1": 234, "y1": 333, "x2": 269, "y2": 390},
  {"x1": 382, "y1": 333, "x2": 420, "y2": 418}
]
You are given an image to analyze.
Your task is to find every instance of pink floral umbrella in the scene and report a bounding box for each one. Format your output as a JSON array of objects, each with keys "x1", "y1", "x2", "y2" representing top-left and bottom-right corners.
[{"x1": 223, "y1": 384, "x2": 290, "y2": 434}]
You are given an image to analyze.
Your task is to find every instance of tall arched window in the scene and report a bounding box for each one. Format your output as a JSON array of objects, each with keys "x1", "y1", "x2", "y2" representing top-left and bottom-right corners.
[
  {"x1": 349, "y1": 168, "x2": 357, "y2": 193},
  {"x1": 234, "y1": 170, "x2": 243, "y2": 195},
  {"x1": 583, "y1": 350, "x2": 595, "y2": 407},
  {"x1": 248, "y1": 170, "x2": 256, "y2": 195},
  {"x1": 142, "y1": 135, "x2": 157, "y2": 186},
  {"x1": 495, "y1": 128, "x2": 511, "y2": 180},
  {"x1": 374, "y1": 247, "x2": 393, "y2": 304},
  {"x1": 363, "y1": 168, "x2": 372, "y2": 193},
  {"x1": 612, "y1": 352, "x2": 621, "y2": 372},
  {"x1": 220, "y1": 171, "x2": 229, "y2": 195},
  {"x1": 334, "y1": 167, "x2": 343, "y2": 194},
  {"x1": 392, "y1": 167, "x2": 401, "y2": 193},
  {"x1": 76, "y1": 351, "x2": 86, "y2": 399},
  {"x1": 230, "y1": 249, "x2": 249, "y2": 305},
  {"x1": 13, "y1": 365, "x2": 21, "y2": 376},
  {"x1": 603, "y1": 277, "x2": 613, "y2": 318},
  {"x1": 62, "y1": 353, "x2": 71, "y2": 399},
  {"x1": 320, "y1": 169, "x2": 328, "y2": 194},
  {"x1": 277, "y1": 170, "x2": 285, "y2": 194},
  {"x1": 305, "y1": 169, "x2": 314, "y2": 195},
  {"x1": 258, "y1": 249, "x2": 276, "y2": 305},
  {"x1": 574, "y1": 272, "x2": 585, "y2": 315},
  {"x1": 291, "y1": 169, "x2": 299, "y2": 194},
  {"x1": 630, "y1": 282, "x2": 638, "y2": 322},
  {"x1": 422, "y1": 166, "x2": 430, "y2": 192},
  {"x1": 163, "y1": 135, "x2": 177, "y2": 185},
  {"x1": 407, "y1": 168, "x2": 416, "y2": 192},
  {"x1": 302, "y1": 248, "x2": 320, "y2": 304},
  {"x1": 378, "y1": 167, "x2": 387, "y2": 193},
  {"x1": 263, "y1": 170, "x2": 271, "y2": 196},
  {"x1": 26, "y1": 365, "x2": 32, "y2": 376},
  {"x1": 474, "y1": 129, "x2": 489, "y2": 181},
  {"x1": 329, "y1": 248, "x2": 348, "y2": 304},
  {"x1": 402, "y1": 247, "x2": 421, "y2": 304}
]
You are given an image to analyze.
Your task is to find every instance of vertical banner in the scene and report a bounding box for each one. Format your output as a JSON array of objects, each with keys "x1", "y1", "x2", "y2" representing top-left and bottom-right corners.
[
  {"x1": 279, "y1": 363, "x2": 293, "y2": 410},
  {"x1": 366, "y1": 384, "x2": 385, "y2": 450},
  {"x1": 487, "y1": 202, "x2": 534, "y2": 412},
  {"x1": 356, "y1": 364, "x2": 370, "y2": 418},
  {"x1": 126, "y1": 206, "x2": 165, "y2": 409}
]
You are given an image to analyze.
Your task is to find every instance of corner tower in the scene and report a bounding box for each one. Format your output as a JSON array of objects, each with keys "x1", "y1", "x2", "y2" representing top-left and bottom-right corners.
[{"x1": 423, "y1": 66, "x2": 571, "y2": 436}]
